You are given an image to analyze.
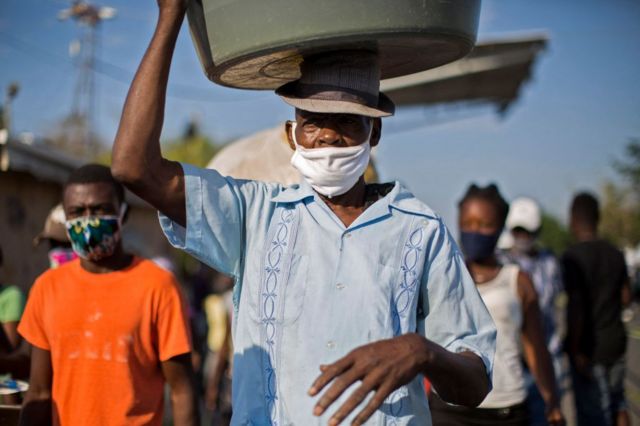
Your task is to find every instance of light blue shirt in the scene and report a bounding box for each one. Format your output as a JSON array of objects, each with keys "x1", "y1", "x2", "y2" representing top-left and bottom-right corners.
[{"x1": 160, "y1": 164, "x2": 496, "y2": 426}]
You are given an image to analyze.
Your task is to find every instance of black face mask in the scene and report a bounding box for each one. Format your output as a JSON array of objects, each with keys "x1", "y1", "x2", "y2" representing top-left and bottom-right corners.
[{"x1": 460, "y1": 231, "x2": 500, "y2": 262}]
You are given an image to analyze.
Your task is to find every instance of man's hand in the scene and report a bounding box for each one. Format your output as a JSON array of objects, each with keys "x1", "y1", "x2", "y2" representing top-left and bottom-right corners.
[
  {"x1": 546, "y1": 405, "x2": 566, "y2": 426},
  {"x1": 572, "y1": 353, "x2": 592, "y2": 379},
  {"x1": 309, "y1": 334, "x2": 429, "y2": 426}
]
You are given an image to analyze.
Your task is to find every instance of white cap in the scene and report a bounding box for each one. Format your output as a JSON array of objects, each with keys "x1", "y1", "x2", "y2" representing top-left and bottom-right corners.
[
  {"x1": 506, "y1": 197, "x2": 542, "y2": 232},
  {"x1": 497, "y1": 230, "x2": 514, "y2": 250}
]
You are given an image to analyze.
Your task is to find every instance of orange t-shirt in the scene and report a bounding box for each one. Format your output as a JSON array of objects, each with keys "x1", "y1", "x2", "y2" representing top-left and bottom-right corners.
[{"x1": 18, "y1": 257, "x2": 192, "y2": 426}]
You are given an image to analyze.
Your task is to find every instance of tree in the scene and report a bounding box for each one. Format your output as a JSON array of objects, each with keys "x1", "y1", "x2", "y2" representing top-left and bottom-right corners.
[
  {"x1": 94, "y1": 119, "x2": 221, "y2": 167},
  {"x1": 162, "y1": 120, "x2": 220, "y2": 168},
  {"x1": 614, "y1": 138, "x2": 640, "y2": 200},
  {"x1": 538, "y1": 212, "x2": 571, "y2": 255},
  {"x1": 599, "y1": 138, "x2": 640, "y2": 247},
  {"x1": 599, "y1": 181, "x2": 640, "y2": 247}
]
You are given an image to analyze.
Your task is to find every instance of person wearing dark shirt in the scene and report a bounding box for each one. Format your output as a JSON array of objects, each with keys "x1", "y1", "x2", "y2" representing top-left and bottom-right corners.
[{"x1": 562, "y1": 192, "x2": 632, "y2": 426}]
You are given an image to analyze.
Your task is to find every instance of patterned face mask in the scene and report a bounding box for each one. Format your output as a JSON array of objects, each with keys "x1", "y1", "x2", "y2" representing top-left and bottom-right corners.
[{"x1": 64, "y1": 205, "x2": 126, "y2": 261}]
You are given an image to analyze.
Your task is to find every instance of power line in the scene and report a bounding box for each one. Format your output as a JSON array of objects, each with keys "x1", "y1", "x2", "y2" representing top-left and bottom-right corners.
[
  {"x1": 91, "y1": 57, "x2": 271, "y2": 104},
  {"x1": 0, "y1": 31, "x2": 271, "y2": 104},
  {"x1": 0, "y1": 31, "x2": 73, "y2": 70}
]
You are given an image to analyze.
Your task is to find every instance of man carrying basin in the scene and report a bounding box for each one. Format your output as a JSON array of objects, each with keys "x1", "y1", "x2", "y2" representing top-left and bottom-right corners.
[{"x1": 111, "y1": 1, "x2": 496, "y2": 424}]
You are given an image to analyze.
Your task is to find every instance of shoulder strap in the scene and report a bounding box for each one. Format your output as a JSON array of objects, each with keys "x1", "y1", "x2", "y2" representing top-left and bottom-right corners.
[{"x1": 506, "y1": 264, "x2": 521, "y2": 297}]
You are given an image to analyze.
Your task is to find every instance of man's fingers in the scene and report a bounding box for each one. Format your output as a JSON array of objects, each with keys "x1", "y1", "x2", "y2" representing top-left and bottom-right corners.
[
  {"x1": 327, "y1": 372, "x2": 384, "y2": 426},
  {"x1": 351, "y1": 382, "x2": 395, "y2": 426},
  {"x1": 313, "y1": 368, "x2": 364, "y2": 417},
  {"x1": 309, "y1": 357, "x2": 353, "y2": 396}
]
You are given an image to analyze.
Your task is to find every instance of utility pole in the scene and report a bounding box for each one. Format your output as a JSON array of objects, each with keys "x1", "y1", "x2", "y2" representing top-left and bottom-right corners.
[
  {"x1": 58, "y1": 1, "x2": 116, "y2": 159},
  {"x1": 0, "y1": 82, "x2": 19, "y2": 171},
  {"x1": 1, "y1": 82, "x2": 19, "y2": 133}
]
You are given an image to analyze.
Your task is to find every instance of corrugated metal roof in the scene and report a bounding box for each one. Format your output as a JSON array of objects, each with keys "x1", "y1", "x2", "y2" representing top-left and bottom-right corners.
[
  {"x1": 381, "y1": 33, "x2": 548, "y2": 114},
  {"x1": 0, "y1": 139, "x2": 149, "y2": 208},
  {"x1": 2, "y1": 138, "x2": 81, "y2": 184}
]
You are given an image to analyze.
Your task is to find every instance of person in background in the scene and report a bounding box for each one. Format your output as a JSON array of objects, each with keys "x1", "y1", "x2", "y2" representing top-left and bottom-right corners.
[
  {"x1": 500, "y1": 197, "x2": 567, "y2": 426},
  {"x1": 0, "y1": 244, "x2": 30, "y2": 391},
  {"x1": 430, "y1": 184, "x2": 564, "y2": 426},
  {"x1": 563, "y1": 192, "x2": 631, "y2": 426},
  {"x1": 152, "y1": 255, "x2": 208, "y2": 426},
  {"x1": 621, "y1": 248, "x2": 638, "y2": 322},
  {"x1": 184, "y1": 261, "x2": 216, "y2": 379},
  {"x1": 33, "y1": 204, "x2": 77, "y2": 269},
  {"x1": 18, "y1": 164, "x2": 198, "y2": 426},
  {"x1": 0, "y1": 245, "x2": 24, "y2": 355},
  {"x1": 203, "y1": 272, "x2": 234, "y2": 426}
]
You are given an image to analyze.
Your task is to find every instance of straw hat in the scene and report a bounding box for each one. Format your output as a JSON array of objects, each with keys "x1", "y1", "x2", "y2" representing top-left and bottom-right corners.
[{"x1": 33, "y1": 204, "x2": 69, "y2": 246}]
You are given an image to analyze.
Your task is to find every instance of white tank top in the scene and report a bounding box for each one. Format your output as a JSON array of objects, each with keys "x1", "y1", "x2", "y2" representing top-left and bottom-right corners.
[{"x1": 476, "y1": 264, "x2": 527, "y2": 408}]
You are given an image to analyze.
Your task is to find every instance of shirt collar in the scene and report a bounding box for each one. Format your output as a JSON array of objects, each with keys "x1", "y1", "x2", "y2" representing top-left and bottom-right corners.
[
  {"x1": 388, "y1": 182, "x2": 438, "y2": 219},
  {"x1": 270, "y1": 179, "x2": 316, "y2": 203},
  {"x1": 271, "y1": 179, "x2": 439, "y2": 220}
]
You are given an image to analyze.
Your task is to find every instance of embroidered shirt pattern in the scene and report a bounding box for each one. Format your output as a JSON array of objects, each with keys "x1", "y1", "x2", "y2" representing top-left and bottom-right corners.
[
  {"x1": 261, "y1": 206, "x2": 298, "y2": 425},
  {"x1": 387, "y1": 221, "x2": 427, "y2": 423}
]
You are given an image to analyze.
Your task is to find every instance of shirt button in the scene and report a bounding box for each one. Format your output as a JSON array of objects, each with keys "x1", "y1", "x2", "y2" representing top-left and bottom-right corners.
[
  {"x1": 345, "y1": 233, "x2": 352, "y2": 239},
  {"x1": 336, "y1": 283, "x2": 345, "y2": 290},
  {"x1": 326, "y1": 341, "x2": 336, "y2": 349}
]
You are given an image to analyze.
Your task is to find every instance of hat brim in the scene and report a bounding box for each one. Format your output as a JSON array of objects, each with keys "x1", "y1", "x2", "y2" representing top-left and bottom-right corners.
[
  {"x1": 276, "y1": 83, "x2": 395, "y2": 118},
  {"x1": 33, "y1": 228, "x2": 70, "y2": 247},
  {"x1": 509, "y1": 224, "x2": 541, "y2": 233}
]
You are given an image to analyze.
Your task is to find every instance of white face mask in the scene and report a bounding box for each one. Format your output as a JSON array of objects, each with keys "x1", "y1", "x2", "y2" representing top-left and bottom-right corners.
[{"x1": 289, "y1": 122, "x2": 372, "y2": 198}]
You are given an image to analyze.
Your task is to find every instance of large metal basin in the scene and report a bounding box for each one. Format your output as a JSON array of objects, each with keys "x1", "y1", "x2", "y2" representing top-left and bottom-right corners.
[{"x1": 187, "y1": 0, "x2": 481, "y2": 89}]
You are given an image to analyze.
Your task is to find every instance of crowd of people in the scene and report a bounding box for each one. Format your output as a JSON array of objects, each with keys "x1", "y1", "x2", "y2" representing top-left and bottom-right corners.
[
  {"x1": 0, "y1": 168, "x2": 634, "y2": 426},
  {"x1": 0, "y1": 1, "x2": 637, "y2": 425}
]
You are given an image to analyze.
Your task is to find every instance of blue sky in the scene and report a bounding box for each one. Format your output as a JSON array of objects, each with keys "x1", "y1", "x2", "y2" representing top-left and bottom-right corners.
[{"x1": 2, "y1": 0, "x2": 640, "y2": 230}]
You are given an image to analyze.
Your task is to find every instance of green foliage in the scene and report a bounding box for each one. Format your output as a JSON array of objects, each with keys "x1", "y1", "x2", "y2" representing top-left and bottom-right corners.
[
  {"x1": 539, "y1": 212, "x2": 571, "y2": 255},
  {"x1": 614, "y1": 138, "x2": 640, "y2": 200},
  {"x1": 93, "y1": 150, "x2": 112, "y2": 165},
  {"x1": 600, "y1": 138, "x2": 640, "y2": 247},
  {"x1": 162, "y1": 121, "x2": 219, "y2": 168},
  {"x1": 599, "y1": 181, "x2": 640, "y2": 247},
  {"x1": 91, "y1": 120, "x2": 221, "y2": 168}
]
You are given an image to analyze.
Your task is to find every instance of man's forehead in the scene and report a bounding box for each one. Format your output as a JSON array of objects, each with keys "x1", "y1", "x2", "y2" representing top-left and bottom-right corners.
[{"x1": 63, "y1": 182, "x2": 119, "y2": 205}]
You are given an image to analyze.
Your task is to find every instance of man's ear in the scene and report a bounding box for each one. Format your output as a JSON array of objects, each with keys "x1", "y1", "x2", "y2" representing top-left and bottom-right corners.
[
  {"x1": 284, "y1": 120, "x2": 295, "y2": 151},
  {"x1": 370, "y1": 118, "x2": 382, "y2": 148}
]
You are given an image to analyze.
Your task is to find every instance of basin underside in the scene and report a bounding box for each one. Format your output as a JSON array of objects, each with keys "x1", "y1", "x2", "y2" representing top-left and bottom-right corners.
[
  {"x1": 209, "y1": 33, "x2": 472, "y2": 90},
  {"x1": 187, "y1": 0, "x2": 480, "y2": 90}
]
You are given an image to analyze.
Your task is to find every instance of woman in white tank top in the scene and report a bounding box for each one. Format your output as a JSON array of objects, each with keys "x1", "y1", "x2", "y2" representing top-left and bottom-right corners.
[{"x1": 430, "y1": 184, "x2": 564, "y2": 426}]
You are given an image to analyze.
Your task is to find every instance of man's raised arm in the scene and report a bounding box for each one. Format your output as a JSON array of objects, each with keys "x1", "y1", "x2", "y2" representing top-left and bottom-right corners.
[{"x1": 111, "y1": 1, "x2": 188, "y2": 226}]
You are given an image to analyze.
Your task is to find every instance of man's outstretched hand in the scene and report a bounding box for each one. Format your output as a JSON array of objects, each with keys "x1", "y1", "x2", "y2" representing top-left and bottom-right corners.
[{"x1": 308, "y1": 333, "x2": 430, "y2": 426}]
